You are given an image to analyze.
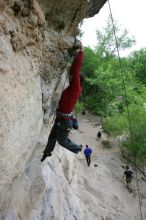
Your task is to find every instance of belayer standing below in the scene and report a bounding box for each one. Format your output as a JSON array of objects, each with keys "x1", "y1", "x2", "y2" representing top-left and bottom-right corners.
[
  {"x1": 41, "y1": 41, "x2": 84, "y2": 162},
  {"x1": 84, "y1": 145, "x2": 92, "y2": 166},
  {"x1": 123, "y1": 165, "x2": 133, "y2": 191}
]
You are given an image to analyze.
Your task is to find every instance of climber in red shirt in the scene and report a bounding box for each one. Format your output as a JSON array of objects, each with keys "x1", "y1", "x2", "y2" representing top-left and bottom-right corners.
[{"x1": 41, "y1": 41, "x2": 84, "y2": 162}]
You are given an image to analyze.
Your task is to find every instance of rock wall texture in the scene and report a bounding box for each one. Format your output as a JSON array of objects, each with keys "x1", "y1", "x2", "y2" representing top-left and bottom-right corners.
[{"x1": 0, "y1": 0, "x2": 106, "y2": 219}]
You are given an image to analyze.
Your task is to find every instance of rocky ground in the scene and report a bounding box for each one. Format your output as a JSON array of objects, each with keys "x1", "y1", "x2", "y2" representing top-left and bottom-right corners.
[{"x1": 69, "y1": 112, "x2": 146, "y2": 220}]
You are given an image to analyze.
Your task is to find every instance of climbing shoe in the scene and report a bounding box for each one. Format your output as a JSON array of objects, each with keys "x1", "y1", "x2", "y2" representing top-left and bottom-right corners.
[{"x1": 41, "y1": 152, "x2": 52, "y2": 162}]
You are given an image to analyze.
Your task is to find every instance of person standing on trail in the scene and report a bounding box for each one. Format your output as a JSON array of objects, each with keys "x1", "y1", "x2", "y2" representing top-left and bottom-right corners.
[
  {"x1": 97, "y1": 131, "x2": 101, "y2": 138},
  {"x1": 84, "y1": 145, "x2": 92, "y2": 166},
  {"x1": 123, "y1": 165, "x2": 133, "y2": 191},
  {"x1": 41, "y1": 41, "x2": 84, "y2": 162}
]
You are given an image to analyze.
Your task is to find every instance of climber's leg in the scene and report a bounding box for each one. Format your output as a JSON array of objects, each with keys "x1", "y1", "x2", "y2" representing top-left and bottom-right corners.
[
  {"x1": 41, "y1": 120, "x2": 57, "y2": 162},
  {"x1": 56, "y1": 119, "x2": 82, "y2": 153}
]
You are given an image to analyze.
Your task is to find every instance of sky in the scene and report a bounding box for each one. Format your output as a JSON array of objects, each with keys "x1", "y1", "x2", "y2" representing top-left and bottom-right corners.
[{"x1": 81, "y1": 0, "x2": 146, "y2": 55}]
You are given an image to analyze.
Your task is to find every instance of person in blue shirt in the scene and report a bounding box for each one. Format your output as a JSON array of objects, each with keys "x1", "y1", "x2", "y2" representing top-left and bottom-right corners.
[{"x1": 84, "y1": 145, "x2": 92, "y2": 166}]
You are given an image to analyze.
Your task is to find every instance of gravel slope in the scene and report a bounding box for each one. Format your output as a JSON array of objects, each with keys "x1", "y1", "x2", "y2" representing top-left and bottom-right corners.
[{"x1": 70, "y1": 112, "x2": 146, "y2": 220}]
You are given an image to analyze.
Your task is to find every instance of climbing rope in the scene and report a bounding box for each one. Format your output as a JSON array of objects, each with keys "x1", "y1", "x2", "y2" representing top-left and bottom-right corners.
[{"x1": 107, "y1": 0, "x2": 143, "y2": 219}]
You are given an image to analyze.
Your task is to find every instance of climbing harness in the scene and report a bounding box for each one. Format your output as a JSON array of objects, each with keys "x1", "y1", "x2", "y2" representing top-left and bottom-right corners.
[{"x1": 107, "y1": 0, "x2": 143, "y2": 219}]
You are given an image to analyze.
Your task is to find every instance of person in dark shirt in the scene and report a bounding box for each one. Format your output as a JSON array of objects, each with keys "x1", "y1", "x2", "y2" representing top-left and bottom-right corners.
[
  {"x1": 81, "y1": 109, "x2": 86, "y2": 115},
  {"x1": 123, "y1": 165, "x2": 133, "y2": 191},
  {"x1": 84, "y1": 145, "x2": 92, "y2": 166},
  {"x1": 97, "y1": 131, "x2": 101, "y2": 138},
  {"x1": 41, "y1": 42, "x2": 84, "y2": 162}
]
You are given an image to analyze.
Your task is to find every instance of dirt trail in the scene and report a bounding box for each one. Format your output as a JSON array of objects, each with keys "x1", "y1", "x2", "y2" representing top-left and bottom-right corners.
[{"x1": 70, "y1": 112, "x2": 146, "y2": 220}]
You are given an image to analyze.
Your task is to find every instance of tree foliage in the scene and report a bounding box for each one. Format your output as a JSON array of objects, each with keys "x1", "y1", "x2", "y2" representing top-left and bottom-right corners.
[
  {"x1": 81, "y1": 17, "x2": 146, "y2": 164},
  {"x1": 95, "y1": 16, "x2": 135, "y2": 58},
  {"x1": 129, "y1": 48, "x2": 146, "y2": 85}
]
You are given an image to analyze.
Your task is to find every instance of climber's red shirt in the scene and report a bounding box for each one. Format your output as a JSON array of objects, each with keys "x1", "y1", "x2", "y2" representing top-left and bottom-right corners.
[{"x1": 58, "y1": 50, "x2": 83, "y2": 114}]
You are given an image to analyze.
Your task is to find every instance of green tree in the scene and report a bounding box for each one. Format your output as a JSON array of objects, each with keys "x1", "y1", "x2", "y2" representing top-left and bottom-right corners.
[
  {"x1": 81, "y1": 17, "x2": 136, "y2": 115},
  {"x1": 82, "y1": 47, "x2": 99, "y2": 75},
  {"x1": 103, "y1": 104, "x2": 146, "y2": 163},
  {"x1": 129, "y1": 48, "x2": 146, "y2": 85},
  {"x1": 81, "y1": 17, "x2": 146, "y2": 164},
  {"x1": 95, "y1": 16, "x2": 135, "y2": 58}
]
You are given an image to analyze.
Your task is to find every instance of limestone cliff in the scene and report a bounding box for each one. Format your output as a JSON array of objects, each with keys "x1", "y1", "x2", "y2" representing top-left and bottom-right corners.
[{"x1": 0, "y1": 0, "x2": 107, "y2": 219}]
